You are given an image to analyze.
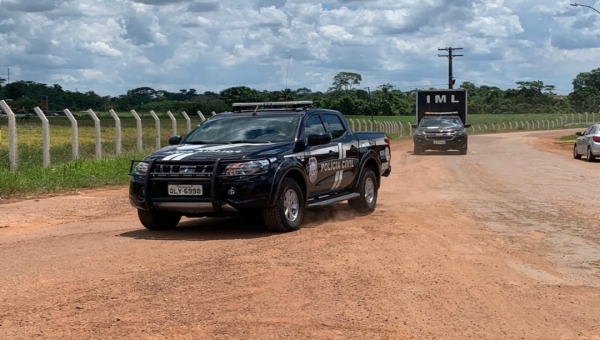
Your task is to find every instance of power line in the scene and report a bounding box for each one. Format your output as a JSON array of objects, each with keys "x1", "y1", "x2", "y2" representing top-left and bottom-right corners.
[{"x1": 438, "y1": 47, "x2": 463, "y2": 89}]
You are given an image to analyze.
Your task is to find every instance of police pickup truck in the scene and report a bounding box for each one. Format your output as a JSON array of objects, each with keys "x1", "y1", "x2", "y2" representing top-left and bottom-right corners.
[{"x1": 128, "y1": 101, "x2": 392, "y2": 232}]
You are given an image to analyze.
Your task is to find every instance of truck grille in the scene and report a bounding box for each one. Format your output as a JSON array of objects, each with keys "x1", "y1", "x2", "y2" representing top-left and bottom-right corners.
[
  {"x1": 425, "y1": 134, "x2": 455, "y2": 140},
  {"x1": 153, "y1": 164, "x2": 215, "y2": 178}
]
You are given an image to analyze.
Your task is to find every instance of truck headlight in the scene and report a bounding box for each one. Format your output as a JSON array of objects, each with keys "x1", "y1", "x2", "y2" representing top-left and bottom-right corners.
[
  {"x1": 222, "y1": 160, "x2": 270, "y2": 176},
  {"x1": 414, "y1": 130, "x2": 425, "y2": 136},
  {"x1": 134, "y1": 161, "x2": 149, "y2": 175}
]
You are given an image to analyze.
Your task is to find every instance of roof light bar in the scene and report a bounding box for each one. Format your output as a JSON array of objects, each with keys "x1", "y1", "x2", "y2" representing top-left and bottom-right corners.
[
  {"x1": 232, "y1": 101, "x2": 313, "y2": 107},
  {"x1": 424, "y1": 111, "x2": 459, "y2": 115}
]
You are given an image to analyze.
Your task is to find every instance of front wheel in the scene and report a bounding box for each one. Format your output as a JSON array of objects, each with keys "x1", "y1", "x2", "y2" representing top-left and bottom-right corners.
[
  {"x1": 573, "y1": 144, "x2": 582, "y2": 159},
  {"x1": 348, "y1": 168, "x2": 378, "y2": 214},
  {"x1": 137, "y1": 209, "x2": 182, "y2": 231},
  {"x1": 413, "y1": 145, "x2": 422, "y2": 155},
  {"x1": 262, "y1": 178, "x2": 305, "y2": 232}
]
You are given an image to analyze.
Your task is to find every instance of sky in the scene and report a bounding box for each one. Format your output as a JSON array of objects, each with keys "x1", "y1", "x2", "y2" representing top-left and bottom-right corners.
[{"x1": 0, "y1": 0, "x2": 597, "y2": 97}]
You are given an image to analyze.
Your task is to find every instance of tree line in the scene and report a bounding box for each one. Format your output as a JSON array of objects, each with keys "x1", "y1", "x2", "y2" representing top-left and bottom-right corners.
[{"x1": 0, "y1": 68, "x2": 598, "y2": 116}]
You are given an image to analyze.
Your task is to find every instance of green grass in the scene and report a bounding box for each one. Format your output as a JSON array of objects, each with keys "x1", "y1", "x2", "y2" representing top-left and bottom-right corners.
[
  {"x1": 0, "y1": 152, "x2": 147, "y2": 200},
  {"x1": 0, "y1": 115, "x2": 204, "y2": 170},
  {"x1": 347, "y1": 113, "x2": 594, "y2": 125},
  {"x1": 558, "y1": 134, "x2": 579, "y2": 141}
]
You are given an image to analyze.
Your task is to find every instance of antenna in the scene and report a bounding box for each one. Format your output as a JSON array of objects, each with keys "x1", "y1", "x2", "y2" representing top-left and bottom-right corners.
[
  {"x1": 252, "y1": 104, "x2": 260, "y2": 116},
  {"x1": 284, "y1": 54, "x2": 291, "y2": 91}
]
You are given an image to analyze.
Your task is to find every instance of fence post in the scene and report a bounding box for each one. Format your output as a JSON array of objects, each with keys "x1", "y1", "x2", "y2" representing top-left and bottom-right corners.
[
  {"x1": 197, "y1": 111, "x2": 206, "y2": 122},
  {"x1": 87, "y1": 109, "x2": 102, "y2": 159},
  {"x1": 130, "y1": 110, "x2": 143, "y2": 152},
  {"x1": 63, "y1": 109, "x2": 79, "y2": 161},
  {"x1": 181, "y1": 111, "x2": 191, "y2": 133},
  {"x1": 33, "y1": 107, "x2": 51, "y2": 167},
  {"x1": 166, "y1": 110, "x2": 177, "y2": 135},
  {"x1": 109, "y1": 109, "x2": 122, "y2": 156},
  {"x1": 0, "y1": 100, "x2": 18, "y2": 170},
  {"x1": 149, "y1": 110, "x2": 161, "y2": 149}
]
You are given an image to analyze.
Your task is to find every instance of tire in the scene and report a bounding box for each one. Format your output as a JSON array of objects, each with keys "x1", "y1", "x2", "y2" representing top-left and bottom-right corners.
[
  {"x1": 413, "y1": 145, "x2": 422, "y2": 155},
  {"x1": 348, "y1": 168, "x2": 378, "y2": 215},
  {"x1": 459, "y1": 144, "x2": 467, "y2": 155},
  {"x1": 573, "y1": 144, "x2": 582, "y2": 159},
  {"x1": 137, "y1": 209, "x2": 182, "y2": 231},
  {"x1": 262, "y1": 178, "x2": 305, "y2": 232},
  {"x1": 587, "y1": 146, "x2": 596, "y2": 162}
]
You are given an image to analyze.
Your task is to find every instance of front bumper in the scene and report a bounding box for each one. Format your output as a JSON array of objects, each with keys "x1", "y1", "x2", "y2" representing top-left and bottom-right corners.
[
  {"x1": 128, "y1": 158, "x2": 273, "y2": 216},
  {"x1": 413, "y1": 134, "x2": 467, "y2": 150}
]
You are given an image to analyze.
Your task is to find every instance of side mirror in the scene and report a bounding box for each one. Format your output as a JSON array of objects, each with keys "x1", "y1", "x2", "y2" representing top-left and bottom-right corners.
[
  {"x1": 575, "y1": 132, "x2": 583, "y2": 136},
  {"x1": 464, "y1": 124, "x2": 471, "y2": 128},
  {"x1": 307, "y1": 133, "x2": 332, "y2": 146},
  {"x1": 411, "y1": 124, "x2": 418, "y2": 129},
  {"x1": 168, "y1": 135, "x2": 182, "y2": 145}
]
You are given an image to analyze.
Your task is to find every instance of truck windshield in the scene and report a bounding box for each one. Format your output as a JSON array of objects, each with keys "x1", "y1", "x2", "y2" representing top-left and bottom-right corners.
[
  {"x1": 420, "y1": 117, "x2": 463, "y2": 128},
  {"x1": 184, "y1": 116, "x2": 300, "y2": 144}
]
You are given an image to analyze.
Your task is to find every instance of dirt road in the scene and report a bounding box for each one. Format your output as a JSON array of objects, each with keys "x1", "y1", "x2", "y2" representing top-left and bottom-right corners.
[{"x1": 1, "y1": 129, "x2": 600, "y2": 340}]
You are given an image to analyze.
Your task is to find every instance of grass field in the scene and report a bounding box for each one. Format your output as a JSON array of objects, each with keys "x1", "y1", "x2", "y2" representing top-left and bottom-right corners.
[
  {"x1": 0, "y1": 111, "x2": 593, "y2": 199},
  {"x1": 558, "y1": 134, "x2": 579, "y2": 141},
  {"x1": 349, "y1": 113, "x2": 593, "y2": 125}
]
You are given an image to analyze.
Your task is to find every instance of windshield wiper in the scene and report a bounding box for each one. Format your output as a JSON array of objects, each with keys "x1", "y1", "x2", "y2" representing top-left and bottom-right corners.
[
  {"x1": 184, "y1": 141, "x2": 210, "y2": 144},
  {"x1": 226, "y1": 140, "x2": 268, "y2": 144}
]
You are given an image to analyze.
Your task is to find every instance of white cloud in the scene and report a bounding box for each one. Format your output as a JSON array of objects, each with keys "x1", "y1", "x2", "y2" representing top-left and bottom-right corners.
[{"x1": 0, "y1": 0, "x2": 593, "y2": 95}]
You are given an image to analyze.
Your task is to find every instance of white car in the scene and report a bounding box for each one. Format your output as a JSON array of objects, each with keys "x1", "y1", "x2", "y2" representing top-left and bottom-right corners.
[{"x1": 573, "y1": 124, "x2": 600, "y2": 162}]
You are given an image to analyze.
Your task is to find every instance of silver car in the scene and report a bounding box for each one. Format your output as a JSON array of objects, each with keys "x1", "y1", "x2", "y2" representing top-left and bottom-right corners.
[{"x1": 573, "y1": 124, "x2": 600, "y2": 161}]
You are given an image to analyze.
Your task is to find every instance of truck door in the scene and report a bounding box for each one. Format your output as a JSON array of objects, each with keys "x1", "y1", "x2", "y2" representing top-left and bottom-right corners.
[
  {"x1": 322, "y1": 113, "x2": 359, "y2": 191},
  {"x1": 302, "y1": 114, "x2": 339, "y2": 196}
]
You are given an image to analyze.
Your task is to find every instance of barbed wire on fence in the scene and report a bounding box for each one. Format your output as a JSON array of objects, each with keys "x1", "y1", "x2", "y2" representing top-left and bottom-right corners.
[{"x1": 0, "y1": 99, "x2": 597, "y2": 172}]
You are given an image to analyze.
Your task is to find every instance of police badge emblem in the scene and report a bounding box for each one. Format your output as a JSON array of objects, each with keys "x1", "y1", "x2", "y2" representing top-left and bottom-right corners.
[{"x1": 308, "y1": 157, "x2": 318, "y2": 183}]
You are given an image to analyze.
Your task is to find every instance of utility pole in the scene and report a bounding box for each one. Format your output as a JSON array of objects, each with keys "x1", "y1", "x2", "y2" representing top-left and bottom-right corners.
[{"x1": 438, "y1": 47, "x2": 463, "y2": 89}]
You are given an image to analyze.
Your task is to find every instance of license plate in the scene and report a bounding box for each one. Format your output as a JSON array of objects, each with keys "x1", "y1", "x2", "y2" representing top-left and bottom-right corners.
[
  {"x1": 433, "y1": 140, "x2": 446, "y2": 145},
  {"x1": 168, "y1": 184, "x2": 203, "y2": 196}
]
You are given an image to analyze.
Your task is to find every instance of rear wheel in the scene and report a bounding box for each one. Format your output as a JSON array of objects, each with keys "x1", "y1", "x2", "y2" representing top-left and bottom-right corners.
[
  {"x1": 587, "y1": 146, "x2": 596, "y2": 162},
  {"x1": 137, "y1": 209, "x2": 182, "y2": 230},
  {"x1": 573, "y1": 144, "x2": 582, "y2": 159},
  {"x1": 348, "y1": 168, "x2": 378, "y2": 215},
  {"x1": 262, "y1": 178, "x2": 305, "y2": 232}
]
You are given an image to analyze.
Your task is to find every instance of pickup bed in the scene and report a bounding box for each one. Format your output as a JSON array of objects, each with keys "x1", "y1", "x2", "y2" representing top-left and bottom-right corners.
[{"x1": 128, "y1": 101, "x2": 392, "y2": 232}]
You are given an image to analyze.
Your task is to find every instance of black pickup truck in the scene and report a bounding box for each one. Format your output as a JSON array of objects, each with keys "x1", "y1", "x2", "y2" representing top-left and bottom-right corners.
[{"x1": 128, "y1": 101, "x2": 392, "y2": 232}]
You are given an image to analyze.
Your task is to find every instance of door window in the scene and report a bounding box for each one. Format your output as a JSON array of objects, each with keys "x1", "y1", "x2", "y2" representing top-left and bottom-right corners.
[
  {"x1": 322, "y1": 114, "x2": 346, "y2": 139},
  {"x1": 304, "y1": 115, "x2": 326, "y2": 135}
]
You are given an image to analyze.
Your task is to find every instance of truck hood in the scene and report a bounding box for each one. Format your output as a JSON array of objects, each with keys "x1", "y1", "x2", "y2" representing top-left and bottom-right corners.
[{"x1": 145, "y1": 142, "x2": 294, "y2": 162}]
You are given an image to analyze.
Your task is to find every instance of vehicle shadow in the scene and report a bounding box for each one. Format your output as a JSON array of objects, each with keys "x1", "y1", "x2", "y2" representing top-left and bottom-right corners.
[
  {"x1": 118, "y1": 204, "x2": 358, "y2": 240},
  {"x1": 409, "y1": 151, "x2": 464, "y2": 156},
  {"x1": 118, "y1": 217, "x2": 275, "y2": 241}
]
